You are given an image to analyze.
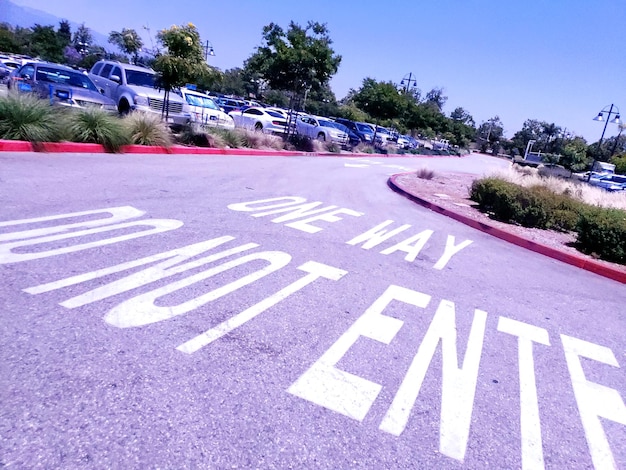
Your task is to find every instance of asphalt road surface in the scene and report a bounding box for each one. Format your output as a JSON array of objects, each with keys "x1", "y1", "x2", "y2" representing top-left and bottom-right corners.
[{"x1": 1, "y1": 152, "x2": 624, "y2": 469}]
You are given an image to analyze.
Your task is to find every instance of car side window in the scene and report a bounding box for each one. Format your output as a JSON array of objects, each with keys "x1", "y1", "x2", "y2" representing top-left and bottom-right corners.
[
  {"x1": 244, "y1": 109, "x2": 263, "y2": 115},
  {"x1": 110, "y1": 66, "x2": 122, "y2": 82},
  {"x1": 91, "y1": 63, "x2": 103, "y2": 75},
  {"x1": 100, "y1": 64, "x2": 113, "y2": 78},
  {"x1": 19, "y1": 65, "x2": 35, "y2": 80}
]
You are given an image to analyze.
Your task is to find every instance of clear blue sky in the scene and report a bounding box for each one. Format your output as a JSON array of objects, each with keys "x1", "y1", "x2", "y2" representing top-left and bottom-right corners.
[{"x1": 10, "y1": 0, "x2": 626, "y2": 143}]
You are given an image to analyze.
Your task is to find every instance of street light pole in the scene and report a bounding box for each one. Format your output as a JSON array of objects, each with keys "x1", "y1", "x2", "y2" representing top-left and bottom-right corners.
[
  {"x1": 400, "y1": 72, "x2": 417, "y2": 94},
  {"x1": 588, "y1": 104, "x2": 620, "y2": 181},
  {"x1": 204, "y1": 40, "x2": 215, "y2": 61}
]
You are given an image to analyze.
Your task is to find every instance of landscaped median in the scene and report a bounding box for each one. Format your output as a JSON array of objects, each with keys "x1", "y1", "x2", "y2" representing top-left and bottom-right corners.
[{"x1": 388, "y1": 167, "x2": 626, "y2": 284}]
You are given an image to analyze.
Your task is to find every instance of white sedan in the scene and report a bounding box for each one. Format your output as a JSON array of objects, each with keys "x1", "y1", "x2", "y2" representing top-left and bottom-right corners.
[
  {"x1": 180, "y1": 87, "x2": 235, "y2": 130},
  {"x1": 296, "y1": 115, "x2": 348, "y2": 145},
  {"x1": 228, "y1": 107, "x2": 289, "y2": 134}
]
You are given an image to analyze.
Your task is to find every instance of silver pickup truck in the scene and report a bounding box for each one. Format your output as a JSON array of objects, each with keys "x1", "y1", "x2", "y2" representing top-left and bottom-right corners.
[{"x1": 89, "y1": 60, "x2": 190, "y2": 126}]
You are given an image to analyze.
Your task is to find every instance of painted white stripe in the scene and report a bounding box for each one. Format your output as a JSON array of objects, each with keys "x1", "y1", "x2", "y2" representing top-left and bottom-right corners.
[
  {"x1": 0, "y1": 219, "x2": 182, "y2": 264},
  {"x1": 288, "y1": 285, "x2": 431, "y2": 421},
  {"x1": 346, "y1": 220, "x2": 412, "y2": 250},
  {"x1": 379, "y1": 300, "x2": 487, "y2": 463},
  {"x1": 561, "y1": 335, "x2": 626, "y2": 470},
  {"x1": 177, "y1": 261, "x2": 347, "y2": 354},
  {"x1": 104, "y1": 251, "x2": 291, "y2": 328},
  {"x1": 498, "y1": 317, "x2": 550, "y2": 470}
]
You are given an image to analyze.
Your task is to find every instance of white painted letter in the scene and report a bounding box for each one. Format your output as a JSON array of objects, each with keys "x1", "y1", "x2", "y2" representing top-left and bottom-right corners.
[
  {"x1": 379, "y1": 300, "x2": 487, "y2": 462},
  {"x1": 227, "y1": 197, "x2": 306, "y2": 212},
  {"x1": 288, "y1": 285, "x2": 431, "y2": 421},
  {"x1": 0, "y1": 206, "x2": 145, "y2": 242},
  {"x1": 105, "y1": 251, "x2": 291, "y2": 328},
  {"x1": 433, "y1": 235, "x2": 473, "y2": 270},
  {"x1": 498, "y1": 317, "x2": 550, "y2": 470},
  {"x1": 285, "y1": 208, "x2": 363, "y2": 234},
  {"x1": 346, "y1": 220, "x2": 412, "y2": 250},
  {"x1": 177, "y1": 261, "x2": 347, "y2": 354},
  {"x1": 0, "y1": 219, "x2": 183, "y2": 264},
  {"x1": 561, "y1": 335, "x2": 626, "y2": 470},
  {"x1": 379, "y1": 230, "x2": 434, "y2": 262}
]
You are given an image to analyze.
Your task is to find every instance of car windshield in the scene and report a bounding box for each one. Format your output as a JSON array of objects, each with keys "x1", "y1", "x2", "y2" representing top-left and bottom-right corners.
[
  {"x1": 185, "y1": 93, "x2": 219, "y2": 110},
  {"x1": 125, "y1": 70, "x2": 156, "y2": 87},
  {"x1": 356, "y1": 123, "x2": 374, "y2": 133},
  {"x1": 266, "y1": 111, "x2": 285, "y2": 119},
  {"x1": 36, "y1": 66, "x2": 98, "y2": 92},
  {"x1": 330, "y1": 122, "x2": 349, "y2": 132},
  {"x1": 319, "y1": 120, "x2": 336, "y2": 128}
]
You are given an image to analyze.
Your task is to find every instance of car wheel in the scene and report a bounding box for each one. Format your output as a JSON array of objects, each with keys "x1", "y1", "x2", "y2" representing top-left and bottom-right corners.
[
  {"x1": 118, "y1": 99, "x2": 131, "y2": 115},
  {"x1": 317, "y1": 133, "x2": 326, "y2": 141},
  {"x1": 255, "y1": 122, "x2": 263, "y2": 131}
]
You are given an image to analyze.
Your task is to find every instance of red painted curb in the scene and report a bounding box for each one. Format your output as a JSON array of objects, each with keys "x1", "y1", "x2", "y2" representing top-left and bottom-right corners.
[
  {"x1": 388, "y1": 174, "x2": 626, "y2": 284},
  {"x1": 0, "y1": 139, "x2": 469, "y2": 158}
]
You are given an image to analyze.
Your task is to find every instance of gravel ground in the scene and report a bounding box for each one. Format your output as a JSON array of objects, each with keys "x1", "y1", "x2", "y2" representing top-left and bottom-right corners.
[{"x1": 393, "y1": 171, "x2": 626, "y2": 275}]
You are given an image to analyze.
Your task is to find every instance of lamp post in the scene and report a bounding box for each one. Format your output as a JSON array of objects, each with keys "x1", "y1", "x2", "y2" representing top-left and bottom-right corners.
[
  {"x1": 588, "y1": 104, "x2": 620, "y2": 181},
  {"x1": 400, "y1": 72, "x2": 417, "y2": 94},
  {"x1": 203, "y1": 40, "x2": 215, "y2": 61}
]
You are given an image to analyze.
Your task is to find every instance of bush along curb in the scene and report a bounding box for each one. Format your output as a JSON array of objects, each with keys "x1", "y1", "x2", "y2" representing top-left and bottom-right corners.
[
  {"x1": 0, "y1": 139, "x2": 468, "y2": 158},
  {"x1": 388, "y1": 173, "x2": 626, "y2": 285}
]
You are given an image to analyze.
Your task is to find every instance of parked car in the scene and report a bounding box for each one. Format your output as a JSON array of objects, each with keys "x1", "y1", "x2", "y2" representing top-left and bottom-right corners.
[
  {"x1": 297, "y1": 115, "x2": 348, "y2": 144},
  {"x1": 588, "y1": 174, "x2": 626, "y2": 192},
  {"x1": 0, "y1": 62, "x2": 12, "y2": 83},
  {"x1": 328, "y1": 121, "x2": 360, "y2": 147},
  {"x1": 333, "y1": 118, "x2": 376, "y2": 144},
  {"x1": 228, "y1": 106, "x2": 289, "y2": 134},
  {"x1": 179, "y1": 87, "x2": 235, "y2": 129},
  {"x1": 8, "y1": 62, "x2": 117, "y2": 111},
  {"x1": 88, "y1": 60, "x2": 189, "y2": 126},
  {"x1": 215, "y1": 97, "x2": 247, "y2": 114}
]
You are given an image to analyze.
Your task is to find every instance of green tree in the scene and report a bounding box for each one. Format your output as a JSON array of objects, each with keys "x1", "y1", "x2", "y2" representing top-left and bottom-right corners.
[
  {"x1": 424, "y1": 87, "x2": 447, "y2": 112},
  {"x1": 561, "y1": 137, "x2": 590, "y2": 172},
  {"x1": 30, "y1": 24, "x2": 64, "y2": 62},
  {"x1": 153, "y1": 23, "x2": 211, "y2": 120},
  {"x1": 0, "y1": 23, "x2": 20, "y2": 53},
  {"x1": 72, "y1": 23, "x2": 93, "y2": 55},
  {"x1": 245, "y1": 21, "x2": 341, "y2": 106},
  {"x1": 450, "y1": 107, "x2": 475, "y2": 127},
  {"x1": 57, "y1": 20, "x2": 71, "y2": 48},
  {"x1": 108, "y1": 28, "x2": 143, "y2": 64},
  {"x1": 477, "y1": 116, "x2": 504, "y2": 154}
]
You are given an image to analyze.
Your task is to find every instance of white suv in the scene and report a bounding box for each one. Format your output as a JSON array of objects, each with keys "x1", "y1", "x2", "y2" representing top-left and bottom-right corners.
[{"x1": 89, "y1": 60, "x2": 190, "y2": 126}]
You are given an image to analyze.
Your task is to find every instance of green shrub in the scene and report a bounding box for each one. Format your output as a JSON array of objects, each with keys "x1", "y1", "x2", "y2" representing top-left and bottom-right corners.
[
  {"x1": 576, "y1": 208, "x2": 626, "y2": 263},
  {"x1": 470, "y1": 178, "x2": 585, "y2": 231},
  {"x1": 67, "y1": 108, "x2": 129, "y2": 152},
  {"x1": 287, "y1": 134, "x2": 316, "y2": 152},
  {"x1": 175, "y1": 124, "x2": 216, "y2": 147},
  {"x1": 324, "y1": 142, "x2": 341, "y2": 153},
  {"x1": 218, "y1": 129, "x2": 244, "y2": 149},
  {"x1": 0, "y1": 94, "x2": 63, "y2": 143},
  {"x1": 124, "y1": 112, "x2": 173, "y2": 147},
  {"x1": 611, "y1": 154, "x2": 626, "y2": 175}
]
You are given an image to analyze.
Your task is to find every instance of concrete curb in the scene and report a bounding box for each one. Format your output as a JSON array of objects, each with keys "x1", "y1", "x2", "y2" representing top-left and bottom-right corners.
[
  {"x1": 388, "y1": 173, "x2": 626, "y2": 284},
  {"x1": 0, "y1": 139, "x2": 463, "y2": 158}
]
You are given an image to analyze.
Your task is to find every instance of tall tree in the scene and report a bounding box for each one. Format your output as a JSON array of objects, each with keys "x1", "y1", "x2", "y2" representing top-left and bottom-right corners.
[
  {"x1": 245, "y1": 21, "x2": 341, "y2": 106},
  {"x1": 30, "y1": 24, "x2": 64, "y2": 62},
  {"x1": 450, "y1": 107, "x2": 475, "y2": 127},
  {"x1": 108, "y1": 28, "x2": 143, "y2": 64},
  {"x1": 424, "y1": 87, "x2": 447, "y2": 112},
  {"x1": 72, "y1": 23, "x2": 93, "y2": 55},
  {"x1": 477, "y1": 116, "x2": 504, "y2": 154},
  {"x1": 0, "y1": 23, "x2": 20, "y2": 53},
  {"x1": 57, "y1": 20, "x2": 71, "y2": 48},
  {"x1": 153, "y1": 23, "x2": 211, "y2": 119}
]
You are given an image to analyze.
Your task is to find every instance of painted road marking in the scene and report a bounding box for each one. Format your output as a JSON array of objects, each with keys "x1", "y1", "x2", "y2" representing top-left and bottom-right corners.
[{"x1": 2, "y1": 205, "x2": 624, "y2": 468}]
